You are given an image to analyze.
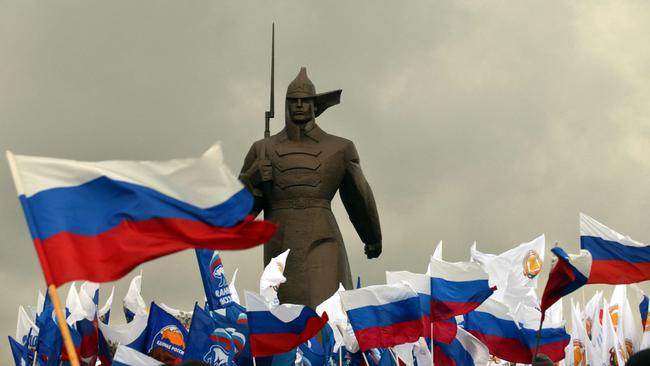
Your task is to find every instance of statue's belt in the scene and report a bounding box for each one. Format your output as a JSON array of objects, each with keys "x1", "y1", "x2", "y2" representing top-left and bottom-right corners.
[{"x1": 270, "y1": 198, "x2": 331, "y2": 210}]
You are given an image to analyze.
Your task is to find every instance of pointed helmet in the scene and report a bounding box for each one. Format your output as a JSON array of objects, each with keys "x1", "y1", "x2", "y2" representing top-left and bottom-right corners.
[{"x1": 286, "y1": 67, "x2": 342, "y2": 118}]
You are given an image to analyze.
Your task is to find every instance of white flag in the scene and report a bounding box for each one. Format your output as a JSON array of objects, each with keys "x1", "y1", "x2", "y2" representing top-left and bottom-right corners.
[
  {"x1": 426, "y1": 240, "x2": 444, "y2": 275},
  {"x1": 470, "y1": 235, "x2": 545, "y2": 309},
  {"x1": 602, "y1": 299, "x2": 625, "y2": 366},
  {"x1": 609, "y1": 285, "x2": 638, "y2": 359},
  {"x1": 229, "y1": 268, "x2": 241, "y2": 305},
  {"x1": 98, "y1": 286, "x2": 115, "y2": 323},
  {"x1": 112, "y1": 344, "x2": 161, "y2": 365},
  {"x1": 124, "y1": 272, "x2": 148, "y2": 319},
  {"x1": 260, "y1": 249, "x2": 290, "y2": 308}
]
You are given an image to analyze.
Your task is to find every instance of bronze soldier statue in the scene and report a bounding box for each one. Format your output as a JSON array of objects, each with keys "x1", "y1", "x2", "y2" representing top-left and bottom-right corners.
[{"x1": 239, "y1": 67, "x2": 382, "y2": 308}]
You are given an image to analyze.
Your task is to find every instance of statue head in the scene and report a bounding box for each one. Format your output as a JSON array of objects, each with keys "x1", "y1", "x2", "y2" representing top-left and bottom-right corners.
[{"x1": 285, "y1": 67, "x2": 342, "y2": 125}]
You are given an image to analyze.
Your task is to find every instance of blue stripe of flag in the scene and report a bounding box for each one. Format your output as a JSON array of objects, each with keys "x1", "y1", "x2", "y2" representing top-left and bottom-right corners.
[
  {"x1": 23, "y1": 176, "x2": 252, "y2": 239},
  {"x1": 430, "y1": 277, "x2": 491, "y2": 303},
  {"x1": 581, "y1": 236, "x2": 650, "y2": 263},
  {"x1": 346, "y1": 297, "x2": 422, "y2": 331}
]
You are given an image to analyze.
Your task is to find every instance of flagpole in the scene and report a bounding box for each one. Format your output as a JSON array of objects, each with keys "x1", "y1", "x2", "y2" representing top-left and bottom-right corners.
[
  {"x1": 32, "y1": 351, "x2": 38, "y2": 366},
  {"x1": 361, "y1": 351, "x2": 370, "y2": 366},
  {"x1": 6, "y1": 152, "x2": 80, "y2": 366},
  {"x1": 253, "y1": 357, "x2": 257, "y2": 366},
  {"x1": 339, "y1": 349, "x2": 342, "y2": 366},
  {"x1": 389, "y1": 348, "x2": 399, "y2": 364}
]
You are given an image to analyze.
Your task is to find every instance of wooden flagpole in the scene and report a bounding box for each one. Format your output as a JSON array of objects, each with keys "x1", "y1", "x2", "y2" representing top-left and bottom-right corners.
[
  {"x1": 361, "y1": 351, "x2": 370, "y2": 366},
  {"x1": 6, "y1": 151, "x2": 80, "y2": 366},
  {"x1": 48, "y1": 285, "x2": 80, "y2": 366}
]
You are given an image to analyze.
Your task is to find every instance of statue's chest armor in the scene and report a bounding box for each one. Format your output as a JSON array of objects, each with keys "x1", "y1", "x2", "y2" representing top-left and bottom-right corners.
[{"x1": 272, "y1": 145, "x2": 324, "y2": 189}]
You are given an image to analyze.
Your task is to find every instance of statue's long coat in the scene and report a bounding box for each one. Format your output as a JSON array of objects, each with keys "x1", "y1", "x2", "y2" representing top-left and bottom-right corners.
[{"x1": 239, "y1": 122, "x2": 381, "y2": 308}]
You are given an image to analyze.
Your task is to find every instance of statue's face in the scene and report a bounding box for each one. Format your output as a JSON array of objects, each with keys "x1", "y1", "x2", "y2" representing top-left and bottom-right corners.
[{"x1": 287, "y1": 97, "x2": 315, "y2": 124}]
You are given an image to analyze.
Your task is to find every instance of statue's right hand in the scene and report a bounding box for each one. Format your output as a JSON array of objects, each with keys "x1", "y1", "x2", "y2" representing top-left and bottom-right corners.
[{"x1": 259, "y1": 159, "x2": 273, "y2": 182}]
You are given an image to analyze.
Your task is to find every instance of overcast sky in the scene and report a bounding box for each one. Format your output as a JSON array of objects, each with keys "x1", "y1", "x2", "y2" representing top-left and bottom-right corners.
[{"x1": 2, "y1": 1, "x2": 650, "y2": 362}]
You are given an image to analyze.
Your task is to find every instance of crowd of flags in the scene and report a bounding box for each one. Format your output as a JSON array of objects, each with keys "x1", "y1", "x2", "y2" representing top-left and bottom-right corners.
[{"x1": 6, "y1": 145, "x2": 650, "y2": 365}]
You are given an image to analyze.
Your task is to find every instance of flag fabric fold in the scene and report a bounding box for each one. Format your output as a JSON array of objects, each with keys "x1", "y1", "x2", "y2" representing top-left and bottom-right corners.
[
  {"x1": 580, "y1": 213, "x2": 650, "y2": 284},
  {"x1": 339, "y1": 283, "x2": 422, "y2": 351},
  {"x1": 245, "y1": 291, "x2": 328, "y2": 357},
  {"x1": 196, "y1": 249, "x2": 234, "y2": 311},
  {"x1": 6, "y1": 143, "x2": 276, "y2": 286},
  {"x1": 540, "y1": 247, "x2": 591, "y2": 315},
  {"x1": 429, "y1": 257, "x2": 494, "y2": 321}
]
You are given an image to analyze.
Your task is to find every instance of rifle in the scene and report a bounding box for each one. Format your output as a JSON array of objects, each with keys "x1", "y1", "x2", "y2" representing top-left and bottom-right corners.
[{"x1": 260, "y1": 23, "x2": 274, "y2": 212}]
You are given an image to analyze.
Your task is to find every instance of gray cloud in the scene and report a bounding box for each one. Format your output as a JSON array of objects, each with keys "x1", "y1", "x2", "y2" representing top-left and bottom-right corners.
[{"x1": 2, "y1": 1, "x2": 650, "y2": 362}]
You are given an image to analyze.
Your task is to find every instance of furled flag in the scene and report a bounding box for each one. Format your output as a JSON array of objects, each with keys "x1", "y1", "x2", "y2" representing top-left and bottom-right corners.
[
  {"x1": 245, "y1": 291, "x2": 328, "y2": 357},
  {"x1": 259, "y1": 249, "x2": 290, "y2": 308},
  {"x1": 98, "y1": 313, "x2": 149, "y2": 363},
  {"x1": 124, "y1": 272, "x2": 148, "y2": 323},
  {"x1": 98, "y1": 287, "x2": 114, "y2": 324},
  {"x1": 229, "y1": 268, "x2": 241, "y2": 305},
  {"x1": 580, "y1": 213, "x2": 650, "y2": 284},
  {"x1": 184, "y1": 303, "x2": 236, "y2": 366},
  {"x1": 425, "y1": 240, "x2": 444, "y2": 275},
  {"x1": 112, "y1": 344, "x2": 161, "y2": 366},
  {"x1": 632, "y1": 285, "x2": 650, "y2": 350},
  {"x1": 540, "y1": 247, "x2": 591, "y2": 316},
  {"x1": 339, "y1": 283, "x2": 422, "y2": 351},
  {"x1": 429, "y1": 257, "x2": 495, "y2": 322},
  {"x1": 601, "y1": 299, "x2": 625, "y2": 366},
  {"x1": 470, "y1": 235, "x2": 545, "y2": 309},
  {"x1": 316, "y1": 283, "x2": 348, "y2": 352},
  {"x1": 196, "y1": 249, "x2": 234, "y2": 311},
  {"x1": 609, "y1": 285, "x2": 638, "y2": 360},
  {"x1": 143, "y1": 302, "x2": 189, "y2": 364},
  {"x1": 433, "y1": 327, "x2": 490, "y2": 366},
  {"x1": 6, "y1": 143, "x2": 276, "y2": 286},
  {"x1": 565, "y1": 299, "x2": 598, "y2": 366},
  {"x1": 584, "y1": 290, "x2": 603, "y2": 342},
  {"x1": 16, "y1": 305, "x2": 38, "y2": 351}
]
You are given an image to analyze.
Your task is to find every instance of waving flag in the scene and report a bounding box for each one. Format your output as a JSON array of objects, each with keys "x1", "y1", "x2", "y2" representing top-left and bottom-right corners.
[
  {"x1": 463, "y1": 299, "x2": 531, "y2": 363},
  {"x1": 123, "y1": 273, "x2": 148, "y2": 323},
  {"x1": 429, "y1": 257, "x2": 494, "y2": 321},
  {"x1": 245, "y1": 291, "x2": 328, "y2": 357},
  {"x1": 580, "y1": 213, "x2": 650, "y2": 284},
  {"x1": 633, "y1": 286, "x2": 650, "y2": 350},
  {"x1": 601, "y1": 299, "x2": 625, "y2": 366},
  {"x1": 184, "y1": 303, "x2": 236, "y2": 366},
  {"x1": 516, "y1": 307, "x2": 570, "y2": 363},
  {"x1": 339, "y1": 283, "x2": 422, "y2": 351},
  {"x1": 470, "y1": 235, "x2": 545, "y2": 309},
  {"x1": 433, "y1": 327, "x2": 490, "y2": 366},
  {"x1": 386, "y1": 271, "x2": 430, "y2": 336},
  {"x1": 259, "y1": 249, "x2": 290, "y2": 308},
  {"x1": 143, "y1": 302, "x2": 188, "y2": 364},
  {"x1": 196, "y1": 249, "x2": 234, "y2": 311},
  {"x1": 98, "y1": 313, "x2": 148, "y2": 363},
  {"x1": 228, "y1": 268, "x2": 241, "y2": 305},
  {"x1": 6, "y1": 143, "x2": 276, "y2": 286},
  {"x1": 540, "y1": 247, "x2": 591, "y2": 315},
  {"x1": 9, "y1": 335, "x2": 45, "y2": 366}
]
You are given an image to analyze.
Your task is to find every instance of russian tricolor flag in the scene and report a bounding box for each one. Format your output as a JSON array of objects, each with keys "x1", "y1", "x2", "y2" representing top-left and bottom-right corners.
[
  {"x1": 245, "y1": 291, "x2": 328, "y2": 357},
  {"x1": 429, "y1": 257, "x2": 495, "y2": 321},
  {"x1": 464, "y1": 299, "x2": 570, "y2": 363},
  {"x1": 433, "y1": 327, "x2": 490, "y2": 366},
  {"x1": 463, "y1": 299, "x2": 531, "y2": 363},
  {"x1": 580, "y1": 213, "x2": 650, "y2": 284},
  {"x1": 6, "y1": 144, "x2": 276, "y2": 286},
  {"x1": 339, "y1": 283, "x2": 423, "y2": 351},
  {"x1": 540, "y1": 247, "x2": 591, "y2": 314}
]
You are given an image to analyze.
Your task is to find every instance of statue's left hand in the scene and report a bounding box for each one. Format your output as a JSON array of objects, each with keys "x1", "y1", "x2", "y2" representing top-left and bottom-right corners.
[{"x1": 364, "y1": 242, "x2": 382, "y2": 259}]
